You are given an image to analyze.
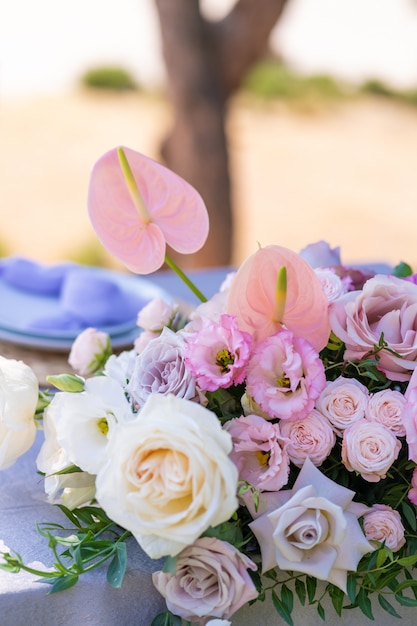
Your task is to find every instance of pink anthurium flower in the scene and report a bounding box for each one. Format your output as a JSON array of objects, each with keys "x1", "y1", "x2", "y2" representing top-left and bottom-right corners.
[
  {"x1": 226, "y1": 245, "x2": 331, "y2": 351},
  {"x1": 87, "y1": 146, "x2": 209, "y2": 274}
]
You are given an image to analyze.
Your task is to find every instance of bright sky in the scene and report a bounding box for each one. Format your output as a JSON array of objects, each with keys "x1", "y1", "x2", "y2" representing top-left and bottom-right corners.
[{"x1": 1, "y1": 0, "x2": 417, "y2": 98}]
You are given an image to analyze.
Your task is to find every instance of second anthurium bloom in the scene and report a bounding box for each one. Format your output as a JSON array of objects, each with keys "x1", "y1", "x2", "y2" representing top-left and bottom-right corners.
[{"x1": 88, "y1": 146, "x2": 209, "y2": 274}]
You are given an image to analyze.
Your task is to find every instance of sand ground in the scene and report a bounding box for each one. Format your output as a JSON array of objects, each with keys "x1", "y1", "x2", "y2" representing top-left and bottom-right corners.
[{"x1": 1, "y1": 89, "x2": 417, "y2": 270}]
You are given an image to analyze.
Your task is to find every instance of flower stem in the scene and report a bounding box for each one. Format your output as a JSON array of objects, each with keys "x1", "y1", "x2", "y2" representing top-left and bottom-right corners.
[{"x1": 164, "y1": 254, "x2": 207, "y2": 303}]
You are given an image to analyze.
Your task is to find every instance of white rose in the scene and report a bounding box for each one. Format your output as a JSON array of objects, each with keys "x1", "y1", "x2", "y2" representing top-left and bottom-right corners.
[
  {"x1": 95, "y1": 394, "x2": 238, "y2": 559},
  {"x1": 68, "y1": 327, "x2": 111, "y2": 376},
  {"x1": 315, "y1": 376, "x2": 369, "y2": 435},
  {"x1": 0, "y1": 356, "x2": 39, "y2": 469},
  {"x1": 47, "y1": 375, "x2": 133, "y2": 475}
]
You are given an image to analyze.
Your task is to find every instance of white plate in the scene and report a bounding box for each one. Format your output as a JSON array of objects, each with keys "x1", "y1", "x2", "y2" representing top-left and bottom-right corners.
[{"x1": 0, "y1": 265, "x2": 170, "y2": 351}]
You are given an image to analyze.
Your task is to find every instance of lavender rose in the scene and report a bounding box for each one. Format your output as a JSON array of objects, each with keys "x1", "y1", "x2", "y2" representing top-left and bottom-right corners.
[
  {"x1": 127, "y1": 327, "x2": 199, "y2": 408},
  {"x1": 329, "y1": 274, "x2": 417, "y2": 381},
  {"x1": 342, "y1": 420, "x2": 401, "y2": 482},
  {"x1": 279, "y1": 408, "x2": 336, "y2": 467},
  {"x1": 152, "y1": 537, "x2": 258, "y2": 621},
  {"x1": 363, "y1": 504, "x2": 406, "y2": 551}
]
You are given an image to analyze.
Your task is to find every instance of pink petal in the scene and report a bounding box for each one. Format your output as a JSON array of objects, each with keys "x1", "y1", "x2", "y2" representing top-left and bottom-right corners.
[
  {"x1": 226, "y1": 245, "x2": 330, "y2": 351},
  {"x1": 88, "y1": 147, "x2": 209, "y2": 273}
]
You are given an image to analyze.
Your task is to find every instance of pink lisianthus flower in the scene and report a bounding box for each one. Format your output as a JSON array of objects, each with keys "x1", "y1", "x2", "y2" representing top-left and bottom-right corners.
[
  {"x1": 226, "y1": 413, "x2": 290, "y2": 491},
  {"x1": 184, "y1": 314, "x2": 252, "y2": 392},
  {"x1": 403, "y1": 368, "x2": 417, "y2": 462},
  {"x1": 245, "y1": 330, "x2": 326, "y2": 421}
]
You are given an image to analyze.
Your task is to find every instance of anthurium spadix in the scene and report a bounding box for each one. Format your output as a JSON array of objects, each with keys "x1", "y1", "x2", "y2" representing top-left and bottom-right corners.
[
  {"x1": 87, "y1": 147, "x2": 209, "y2": 274},
  {"x1": 226, "y1": 245, "x2": 331, "y2": 352}
]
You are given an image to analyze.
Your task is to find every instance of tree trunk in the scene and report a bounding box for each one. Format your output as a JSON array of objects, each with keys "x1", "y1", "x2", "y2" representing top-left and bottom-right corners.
[{"x1": 154, "y1": 0, "x2": 289, "y2": 269}]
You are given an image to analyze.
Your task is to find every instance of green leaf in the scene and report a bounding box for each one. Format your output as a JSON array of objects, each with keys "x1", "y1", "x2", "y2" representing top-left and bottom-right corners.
[
  {"x1": 107, "y1": 543, "x2": 127, "y2": 588},
  {"x1": 306, "y1": 575, "x2": 317, "y2": 603},
  {"x1": 394, "y1": 594, "x2": 417, "y2": 607},
  {"x1": 150, "y1": 611, "x2": 182, "y2": 626},
  {"x1": 316, "y1": 602, "x2": 325, "y2": 621},
  {"x1": 272, "y1": 589, "x2": 294, "y2": 626},
  {"x1": 347, "y1": 573, "x2": 357, "y2": 604},
  {"x1": 357, "y1": 587, "x2": 374, "y2": 620},
  {"x1": 295, "y1": 578, "x2": 306, "y2": 606},
  {"x1": 329, "y1": 584, "x2": 344, "y2": 617},
  {"x1": 397, "y1": 554, "x2": 417, "y2": 567},
  {"x1": 281, "y1": 583, "x2": 294, "y2": 614},
  {"x1": 47, "y1": 574, "x2": 79, "y2": 593},
  {"x1": 392, "y1": 261, "x2": 413, "y2": 277},
  {"x1": 46, "y1": 374, "x2": 85, "y2": 392},
  {"x1": 378, "y1": 594, "x2": 402, "y2": 618},
  {"x1": 401, "y1": 501, "x2": 417, "y2": 531},
  {"x1": 162, "y1": 555, "x2": 177, "y2": 574}
]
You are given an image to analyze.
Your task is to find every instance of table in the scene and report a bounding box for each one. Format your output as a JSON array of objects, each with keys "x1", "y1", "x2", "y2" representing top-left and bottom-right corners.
[{"x1": 1, "y1": 264, "x2": 414, "y2": 625}]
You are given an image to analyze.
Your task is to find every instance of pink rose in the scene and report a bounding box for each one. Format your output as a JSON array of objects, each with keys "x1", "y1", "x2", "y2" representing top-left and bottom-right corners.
[
  {"x1": 314, "y1": 267, "x2": 350, "y2": 302},
  {"x1": 315, "y1": 376, "x2": 369, "y2": 436},
  {"x1": 341, "y1": 420, "x2": 401, "y2": 482},
  {"x1": 408, "y1": 467, "x2": 417, "y2": 505},
  {"x1": 68, "y1": 327, "x2": 111, "y2": 376},
  {"x1": 279, "y1": 408, "x2": 336, "y2": 467},
  {"x1": 329, "y1": 275, "x2": 417, "y2": 381},
  {"x1": 363, "y1": 504, "x2": 406, "y2": 551},
  {"x1": 245, "y1": 330, "x2": 326, "y2": 421},
  {"x1": 184, "y1": 314, "x2": 252, "y2": 391},
  {"x1": 365, "y1": 389, "x2": 406, "y2": 437},
  {"x1": 227, "y1": 413, "x2": 290, "y2": 491},
  {"x1": 403, "y1": 368, "x2": 417, "y2": 462},
  {"x1": 152, "y1": 537, "x2": 258, "y2": 621}
]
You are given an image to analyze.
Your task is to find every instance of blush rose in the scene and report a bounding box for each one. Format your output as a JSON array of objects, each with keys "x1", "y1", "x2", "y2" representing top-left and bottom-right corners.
[
  {"x1": 363, "y1": 504, "x2": 406, "y2": 552},
  {"x1": 152, "y1": 537, "x2": 258, "y2": 621},
  {"x1": 279, "y1": 408, "x2": 336, "y2": 467},
  {"x1": 315, "y1": 376, "x2": 369, "y2": 436}
]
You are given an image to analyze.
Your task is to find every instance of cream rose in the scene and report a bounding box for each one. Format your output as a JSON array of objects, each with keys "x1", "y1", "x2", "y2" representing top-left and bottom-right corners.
[
  {"x1": 95, "y1": 394, "x2": 238, "y2": 558},
  {"x1": 0, "y1": 356, "x2": 39, "y2": 469},
  {"x1": 365, "y1": 389, "x2": 406, "y2": 436},
  {"x1": 152, "y1": 537, "x2": 258, "y2": 620},
  {"x1": 342, "y1": 420, "x2": 401, "y2": 482},
  {"x1": 329, "y1": 275, "x2": 417, "y2": 381},
  {"x1": 363, "y1": 504, "x2": 406, "y2": 552},
  {"x1": 249, "y1": 458, "x2": 373, "y2": 592},
  {"x1": 315, "y1": 376, "x2": 369, "y2": 435},
  {"x1": 279, "y1": 408, "x2": 336, "y2": 467}
]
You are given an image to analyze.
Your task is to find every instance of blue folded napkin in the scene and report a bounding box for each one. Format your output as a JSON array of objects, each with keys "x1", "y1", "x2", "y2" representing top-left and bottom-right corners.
[
  {"x1": 0, "y1": 257, "x2": 76, "y2": 296},
  {"x1": 1, "y1": 257, "x2": 147, "y2": 332}
]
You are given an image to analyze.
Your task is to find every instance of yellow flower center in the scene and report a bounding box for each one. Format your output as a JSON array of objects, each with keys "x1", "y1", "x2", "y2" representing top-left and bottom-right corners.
[
  {"x1": 97, "y1": 417, "x2": 109, "y2": 435},
  {"x1": 216, "y1": 349, "x2": 235, "y2": 373},
  {"x1": 256, "y1": 450, "x2": 270, "y2": 467}
]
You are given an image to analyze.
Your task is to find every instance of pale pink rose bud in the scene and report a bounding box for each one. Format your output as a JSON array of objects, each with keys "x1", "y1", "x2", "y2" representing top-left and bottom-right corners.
[
  {"x1": 133, "y1": 330, "x2": 159, "y2": 354},
  {"x1": 279, "y1": 408, "x2": 336, "y2": 467},
  {"x1": 365, "y1": 389, "x2": 406, "y2": 437},
  {"x1": 315, "y1": 376, "x2": 369, "y2": 436},
  {"x1": 363, "y1": 504, "x2": 406, "y2": 551},
  {"x1": 341, "y1": 420, "x2": 401, "y2": 482},
  {"x1": 136, "y1": 298, "x2": 177, "y2": 332},
  {"x1": 68, "y1": 327, "x2": 111, "y2": 376},
  {"x1": 314, "y1": 267, "x2": 348, "y2": 302}
]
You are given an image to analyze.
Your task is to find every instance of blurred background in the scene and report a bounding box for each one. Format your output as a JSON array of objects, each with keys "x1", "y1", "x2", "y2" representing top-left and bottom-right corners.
[{"x1": 2, "y1": 0, "x2": 417, "y2": 271}]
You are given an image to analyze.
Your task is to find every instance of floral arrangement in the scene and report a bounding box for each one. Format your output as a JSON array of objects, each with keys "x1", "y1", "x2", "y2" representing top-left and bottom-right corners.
[{"x1": 2, "y1": 146, "x2": 417, "y2": 625}]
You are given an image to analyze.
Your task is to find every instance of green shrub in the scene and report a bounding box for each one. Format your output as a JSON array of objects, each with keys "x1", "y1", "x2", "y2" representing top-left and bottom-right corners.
[{"x1": 80, "y1": 66, "x2": 138, "y2": 91}]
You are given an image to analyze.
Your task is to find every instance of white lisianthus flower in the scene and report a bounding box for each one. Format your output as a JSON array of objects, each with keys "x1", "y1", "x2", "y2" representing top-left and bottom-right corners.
[
  {"x1": 68, "y1": 327, "x2": 111, "y2": 376},
  {"x1": 103, "y1": 349, "x2": 136, "y2": 388},
  {"x1": 0, "y1": 356, "x2": 39, "y2": 470},
  {"x1": 47, "y1": 375, "x2": 133, "y2": 475},
  {"x1": 95, "y1": 394, "x2": 239, "y2": 559},
  {"x1": 249, "y1": 458, "x2": 373, "y2": 592},
  {"x1": 36, "y1": 404, "x2": 96, "y2": 507}
]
